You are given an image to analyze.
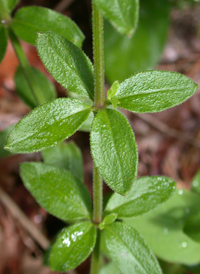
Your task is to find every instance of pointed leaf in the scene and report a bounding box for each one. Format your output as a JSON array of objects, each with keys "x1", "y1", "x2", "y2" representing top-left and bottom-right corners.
[
  {"x1": 8, "y1": 0, "x2": 19, "y2": 11},
  {"x1": 5, "y1": 98, "x2": 91, "y2": 153},
  {"x1": 36, "y1": 32, "x2": 94, "y2": 100},
  {"x1": 94, "y1": 0, "x2": 139, "y2": 36},
  {"x1": 14, "y1": 66, "x2": 56, "y2": 109},
  {"x1": 42, "y1": 141, "x2": 83, "y2": 182},
  {"x1": 105, "y1": 176, "x2": 176, "y2": 218},
  {"x1": 103, "y1": 222, "x2": 162, "y2": 274},
  {"x1": 20, "y1": 162, "x2": 92, "y2": 221},
  {"x1": 49, "y1": 222, "x2": 96, "y2": 271},
  {"x1": 100, "y1": 262, "x2": 121, "y2": 274},
  {"x1": 125, "y1": 189, "x2": 200, "y2": 264},
  {"x1": 0, "y1": 25, "x2": 7, "y2": 63},
  {"x1": 191, "y1": 170, "x2": 200, "y2": 195},
  {"x1": 79, "y1": 111, "x2": 94, "y2": 132},
  {"x1": 114, "y1": 70, "x2": 198, "y2": 113},
  {"x1": 90, "y1": 109, "x2": 138, "y2": 195},
  {"x1": 99, "y1": 213, "x2": 118, "y2": 230},
  {"x1": 0, "y1": 124, "x2": 15, "y2": 158},
  {"x1": 107, "y1": 81, "x2": 119, "y2": 100},
  {"x1": 104, "y1": 0, "x2": 171, "y2": 83},
  {"x1": 12, "y1": 6, "x2": 84, "y2": 47}
]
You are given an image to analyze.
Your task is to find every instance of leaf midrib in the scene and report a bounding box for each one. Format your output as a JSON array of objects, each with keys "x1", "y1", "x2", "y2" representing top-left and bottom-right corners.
[
  {"x1": 9, "y1": 108, "x2": 90, "y2": 147},
  {"x1": 116, "y1": 85, "x2": 193, "y2": 99},
  {"x1": 106, "y1": 226, "x2": 149, "y2": 274}
]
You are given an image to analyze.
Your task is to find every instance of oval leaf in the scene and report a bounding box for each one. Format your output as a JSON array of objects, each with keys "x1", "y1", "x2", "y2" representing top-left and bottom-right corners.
[
  {"x1": 125, "y1": 189, "x2": 200, "y2": 264},
  {"x1": 114, "y1": 70, "x2": 198, "y2": 113},
  {"x1": 49, "y1": 222, "x2": 96, "y2": 271},
  {"x1": 12, "y1": 6, "x2": 84, "y2": 47},
  {"x1": 0, "y1": 25, "x2": 7, "y2": 63},
  {"x1": 105, "y1": 176, "x2": 176, "y2": 218},
  {"x1": 5, "y1": 98, "x2": 91, "y2": 153},
  {"x1": 104, "y1": 0, "x2": 171, "y2": 83},
  {"x1": 90, "y1": 109, "x2": 138, "y2": 195},
  {"x1": 15, "y1": 66, "x2": 56, "y2": 109},
  {"x1": 103, "y1": 222, "x2": 162, "y2": 274},
  {"x1": 94, "y1": 0, "x2": 139, "y2": 36},
  {"x1": 20, "y1": 162, "x2": 91, "y2": 221},
  {"x1": 42, "y1": 141, "x2": 83, "y2": 182},
  {"x1": 36, "y1": 32, "x2": 94, "y2": 100}
]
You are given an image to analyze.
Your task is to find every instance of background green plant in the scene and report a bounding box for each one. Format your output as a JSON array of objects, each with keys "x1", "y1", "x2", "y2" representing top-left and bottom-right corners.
[{"x1": 0, "y1": 0, "x2": 199, "y2": 273}]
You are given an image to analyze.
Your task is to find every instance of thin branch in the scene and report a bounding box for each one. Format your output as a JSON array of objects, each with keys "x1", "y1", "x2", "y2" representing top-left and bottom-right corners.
[
  {"x1": 0, "y1": 186, "x2": 50, "y2": 250},
  {"x1": 54, "y1": 0, "x2": 74, "y2": 12},
  {"x1": 135, "y1": 113, "x2": 200, "y2": 148}
]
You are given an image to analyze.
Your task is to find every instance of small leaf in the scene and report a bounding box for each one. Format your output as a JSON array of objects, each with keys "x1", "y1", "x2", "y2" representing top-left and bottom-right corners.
[
  {"x1": 100, "y1": 262, "x2": 121, "y2": 274},
  {"x1": 125, "y1": 189, "x2": 200, "y2": 264},
  {"x1": 14, "y1": 66, "x2": 56, "y2": 109},
  {"x1": 0, "y1": 124, "x2": 15, "y2": 158},
  {"x1": 20, "y1": 162, "x2": 92, "y2": 221},
  {"x1": 90, "y1": 109, "x2": 138, "y2": 195},
  {"x1": 36, "y1": 32, "x2": 94, "y2": 100},
  {"x1": 94, "y1": 0, "x2": 139, "y2": 36},
  {"x1": 105, "y1": 176, "x2": 176, "y2": 218},
  {"x1": 114, "y1": 70, "x2": 198, "y2": 113},
  {"x1": 99, "y1": 213, "x2": 118, "y2": 230},
  {"x1": 5, "y1": 98, "x2": 91, "y2": 153},
  {"x1": 0, "y1": 25, "x2": 7, "y2": 63},
  {"x1": 42, "y1": 141, "x2": 83, "y2": 182},
  {"x1": 103, "y1": 222, "x2": 162, "y2": 274},
  {"x1": 49, "y1": 222, "x2": 96, "y2": 271},
  {"x1": 104, "y1": 0, "x2": 171, "y2": 83},
  {"x1": 191, "y1": 170, "x2": 200, "y2": 196},
  {"x1": 107, "y1": 81, "x2": 119, "y2": 100},
  {"x1": 12, "y1": 6, "x2": 84, "y2": 47}
]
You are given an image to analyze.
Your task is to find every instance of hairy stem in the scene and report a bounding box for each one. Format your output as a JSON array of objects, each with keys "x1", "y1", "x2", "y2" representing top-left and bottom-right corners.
[
  {"x1": 8, "y1": 28, "x2": 46, "y2": 106},
  {"x1": 91, "y1": 1, "x2": 105, "y2": 273}
]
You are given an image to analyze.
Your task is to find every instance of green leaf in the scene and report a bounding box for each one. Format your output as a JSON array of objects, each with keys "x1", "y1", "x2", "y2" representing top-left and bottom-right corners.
[
  {"x1": 100, "y1": 262, "x2": 121, "y2": 274},
  {"x1": 184, "y1": 213, "x2": 200, "y2": 244},
  {"x1": 0, "y1": 25, "x2": 7, "y2": 63},
  {"x1": 8, "y1": 0, "x2": 19, "y2": 11},
  {"x1": 5, "y1": 98, "x2": 91, "y2": 153},
  {"x1": 103, "y1": 222, "x2": 162, "y2": 274},
  {"x1": 79, "y1": 111, "x2": 94, "y2": 132},
  {"x1": 49, "y1": 222, "x2": 96, "y2": 271},
  {"x1": 99, "y1": 213, "x2": 118, "y2": 230},
  {"x1": 114, "y1": 70, "x2": 198, "y2": 113},
  {"x1": 125, "y1": 189, "x2": 200, "y2": 265},
  {"x1": 191, "y1": 170, "x2": 200, "y2": 195},
  {"x1": 90, "y1": 109, "x2": 138, "y2": 195},
  {"x1": 12, "y1": 6, "x2": 84, "y2": 47},
  {"x1": 20, "y1": 162, "x2": 92, "y2": 221},
  {"x1": 0, "y1": 124, "x2": 15, "y2": 158},
  {"x1": 94, "y1": 0, "x2": 139, "y2": 36},
  {"x1": 104, "y1": 0, "x2": 171, "y2": 83},
  {"x1": 42, "y1": 141, "x2": 83, "y2": 182},
  {"x1": 105, "y1": 176, "x2": 176, "y2": 218},
  {"x1": 14, "y1": 66, "x2": 56, "y2": 109},
  {"x1": 36, "y1": 32, "x2": 94, "y2": 100},
  {"x1": 107, "y1": 81, "x2": 119, "y2": 100}
]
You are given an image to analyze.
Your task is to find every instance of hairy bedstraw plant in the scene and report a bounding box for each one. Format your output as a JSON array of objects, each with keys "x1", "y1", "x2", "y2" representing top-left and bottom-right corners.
[{"x1": 1, "y1": 0, "x2": 198, "y2": 273}]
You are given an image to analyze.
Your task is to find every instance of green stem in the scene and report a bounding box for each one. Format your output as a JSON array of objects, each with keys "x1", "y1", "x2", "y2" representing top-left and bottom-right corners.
[
  {"x1": 8, "y1": 28, "x2": 46, "y2": 106},
  {"x1": 91, "y1": 1, "x2": 105, "y2": 273},
  {"x1": 0, "y1": 0, "x2": 10, "y2": 21},
  {"x1": 92, "y1": 0, "x2": 105, "y2": 108},
  {"x1": 93, "y1": 166, "x2": 103, "y2": 224},
  {"x1": 90, "y1": 230, "x2": 101, "y2": 274}
]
